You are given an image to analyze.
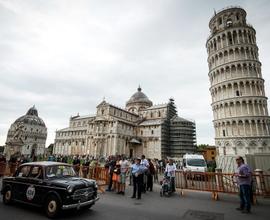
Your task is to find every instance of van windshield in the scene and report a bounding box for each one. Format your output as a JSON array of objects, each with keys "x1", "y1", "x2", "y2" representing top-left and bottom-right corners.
[{"x1": 187, "y1": 159, "x2": 206, "y2": 167}]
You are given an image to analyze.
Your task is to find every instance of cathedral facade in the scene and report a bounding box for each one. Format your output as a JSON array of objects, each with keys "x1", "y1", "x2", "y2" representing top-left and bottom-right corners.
[{"x1": 54, "y1": 87, "x2": 196, "y2": 159}]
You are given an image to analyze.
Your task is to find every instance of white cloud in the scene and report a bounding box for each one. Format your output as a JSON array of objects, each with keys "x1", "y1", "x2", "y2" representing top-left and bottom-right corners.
[{"x1": 1, "y1": 0, "x2": 270, "y2": 147}]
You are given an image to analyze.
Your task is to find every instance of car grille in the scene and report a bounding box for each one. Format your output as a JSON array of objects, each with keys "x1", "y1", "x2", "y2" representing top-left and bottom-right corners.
[{"x1": 72, "y1": 187, "x2": 95, "y2": 200}]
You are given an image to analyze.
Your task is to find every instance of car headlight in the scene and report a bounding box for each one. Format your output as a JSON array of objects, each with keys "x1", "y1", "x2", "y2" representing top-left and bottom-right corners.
[
  {"x1": 94, "y1": 181, "x2": 98, "y2": 189},
  {"x1": 67, "y1": 185, "x2": 74, "y2": 193}
]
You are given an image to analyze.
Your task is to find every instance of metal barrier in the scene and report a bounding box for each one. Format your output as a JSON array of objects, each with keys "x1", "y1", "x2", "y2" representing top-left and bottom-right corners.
[
  {"x1": 1, "y1": 163, "x2": 109, "y2": 185},
  {"x1": 1, "y1": 162, "x2": 270, "y2": 199},
  {"x1": 0, "y1": 162, "x2": 6, "y2": 177},
  {"x1": 76, "y1": 165, "x2": 109, "y2": 192},
  {"x1": 1, "y1": 163, "x2": 109, "y2": 193},
  {"x1": 175, "y1": 170, "x2": 270, "y2": 200},
  {"x1": 0, "y1": 162, "x2": 20, "y2": 177},
  {"x1": 72, "y1": 165, "x2": 108, "y2": 180}
]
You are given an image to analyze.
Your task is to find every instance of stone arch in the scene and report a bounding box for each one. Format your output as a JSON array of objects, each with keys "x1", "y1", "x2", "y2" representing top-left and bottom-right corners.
[
  {"x1": 249, "y1": 140, "x2": 257, "y2": 148},
  {"x1": 236, "y1": 140, "x2": 244, "y2": 148}
]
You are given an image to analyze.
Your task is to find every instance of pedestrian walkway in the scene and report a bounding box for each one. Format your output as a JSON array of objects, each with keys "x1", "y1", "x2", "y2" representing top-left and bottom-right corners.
[
  {"x1": 102, "y1": 180, "x2": 270, "y2": 220},
  {"x1": 0, "y1": 176, "x2": 269, "y2": 220}
]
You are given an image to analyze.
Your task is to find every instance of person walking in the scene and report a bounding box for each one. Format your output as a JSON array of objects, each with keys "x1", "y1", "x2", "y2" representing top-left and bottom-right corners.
[
  {"x1": 105, "y1": 156, "x2": 116, "y2": 192},
  {"x1": 165, "y1": 159, "x2": 176, "y2": 192},
  {"x1": 131, "y1": 158, "x2": 147, "y2": 199},
  {"x1": 234, "y1": 156, "x2": 252, "y2": 213},
  {"x1": 72, "y1": 155, "x2": 81, "y2": 175},
  {"x1": 128, "y1": 159, "x2": 135, "y2": 186},
  {"x1": 118, "y1": 156, "x2": 129, "y2": 195},
  {"x1": 82, "y1": 156, "x2": 90, "y2": 178},
  {"x1": 153, "y1": 159, "x2": 159, "y2": 183},
  {"x1": 141, "y1": 155, "x2": 149, "y2": 193},
  {"x1": 147, "y1": 159, "x2": 155, "y2": 191}
]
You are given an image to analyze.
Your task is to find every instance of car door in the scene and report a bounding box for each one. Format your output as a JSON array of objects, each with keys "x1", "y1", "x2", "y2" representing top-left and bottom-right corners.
[
  {"x1": 25, "y1": 165, "x2": 47, "y2": 206},
  {"x1": 13, "y1": 165, "x2": 31, "y2": 202}
]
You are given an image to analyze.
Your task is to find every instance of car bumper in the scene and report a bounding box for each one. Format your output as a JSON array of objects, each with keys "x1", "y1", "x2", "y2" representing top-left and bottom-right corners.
[{"x1": 62, "y1": 197, "x2": 99, "y2": 210}]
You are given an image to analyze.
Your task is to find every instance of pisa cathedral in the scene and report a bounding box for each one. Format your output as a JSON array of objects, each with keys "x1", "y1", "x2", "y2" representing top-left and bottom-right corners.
[
  {"x1": 54, "y1": 87, "x2": 196, "y2": 159},
  {"x1": 206, "y1": 7, "x2": 270, "y2": 170}
]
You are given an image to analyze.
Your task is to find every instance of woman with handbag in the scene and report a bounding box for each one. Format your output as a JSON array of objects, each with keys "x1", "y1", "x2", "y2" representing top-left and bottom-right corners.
[{"x1": 112, "y1": 158, "x2": 121, "y2": 193}]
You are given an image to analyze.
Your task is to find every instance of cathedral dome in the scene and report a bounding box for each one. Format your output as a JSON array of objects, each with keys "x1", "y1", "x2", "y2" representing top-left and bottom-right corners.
[
  {"x1": 14, "y1": 106, "x2": 46, "y2": 127},
  {"x1": 126, "y1": 87, "x2": 153, "y2": 106}
]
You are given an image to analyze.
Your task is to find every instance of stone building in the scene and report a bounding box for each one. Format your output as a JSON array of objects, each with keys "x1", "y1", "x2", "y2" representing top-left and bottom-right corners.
[
  {"x1": 197, "y1": 146, "x2": 217, "y2": 163},
  {"x1": 54, "y1": 87, "x2": 196, "y2": 159},
  {"x1": 5, "y1": 106, "x2": 47, "y2": 159},
  {"x1": 206, "y1": 7, "x2": 270, "y2": 171}
]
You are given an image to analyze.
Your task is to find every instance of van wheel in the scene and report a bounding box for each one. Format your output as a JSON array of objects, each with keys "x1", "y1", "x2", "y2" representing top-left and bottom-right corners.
[
  {"x1": 3, "y1": 188, "x2": 12, "y2": 205},
  {"x1": 45, "y1": 195, "x2": 61, "y2": 218}
]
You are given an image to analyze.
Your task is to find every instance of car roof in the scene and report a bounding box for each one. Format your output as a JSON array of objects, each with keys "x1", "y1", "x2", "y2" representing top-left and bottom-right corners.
[{"x1": 20, "y1": 161, "x2": 71, "y2": 167}]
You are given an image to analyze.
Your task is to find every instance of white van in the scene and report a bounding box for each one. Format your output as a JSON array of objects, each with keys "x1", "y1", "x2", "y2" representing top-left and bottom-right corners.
[{"x1": 182, "y1": 154, "x2": 207, "y2": 172}]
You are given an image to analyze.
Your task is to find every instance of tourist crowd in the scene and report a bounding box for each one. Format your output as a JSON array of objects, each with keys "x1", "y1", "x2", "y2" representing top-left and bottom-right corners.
[{"x1": 5, "y1": 153, "x2": 176, "y2": 199}]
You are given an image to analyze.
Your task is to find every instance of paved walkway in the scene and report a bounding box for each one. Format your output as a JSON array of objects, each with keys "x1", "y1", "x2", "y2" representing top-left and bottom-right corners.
[
  {"x1": 111, "y1": 181, "x2": 270, "y2": 220},
  {"x1": 1, "y1": 177, "x2": 269, "y2": 220}
]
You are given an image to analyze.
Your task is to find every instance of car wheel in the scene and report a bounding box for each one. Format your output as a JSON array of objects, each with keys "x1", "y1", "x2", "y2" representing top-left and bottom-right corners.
[
  {"x1": 3, "y1": 188, "x2": 12, "y2": 205},
  {"x1": 45, "y1": 195, "x2": 61, "y2": 218}
]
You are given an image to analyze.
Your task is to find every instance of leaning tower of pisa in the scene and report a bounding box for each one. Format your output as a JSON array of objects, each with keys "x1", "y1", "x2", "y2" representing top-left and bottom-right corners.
[{"x1": 206, "y1": 7, "x2": 270, "y2": 171}]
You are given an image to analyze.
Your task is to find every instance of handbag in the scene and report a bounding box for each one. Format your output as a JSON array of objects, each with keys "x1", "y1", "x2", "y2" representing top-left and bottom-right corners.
[{"x1": 113, "y1": 168, "x2": 120, "y2": 175}]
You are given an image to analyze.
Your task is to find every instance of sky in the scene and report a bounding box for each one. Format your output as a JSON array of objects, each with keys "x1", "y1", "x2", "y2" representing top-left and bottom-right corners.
[{"x1": 0, "y1": 0, "x2": 270, "y2": 147}]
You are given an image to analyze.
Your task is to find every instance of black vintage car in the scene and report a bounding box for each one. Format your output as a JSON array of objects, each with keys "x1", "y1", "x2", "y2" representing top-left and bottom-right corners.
[{"x1": 1, "y1": 161, "x2": 99, "y2": 218}]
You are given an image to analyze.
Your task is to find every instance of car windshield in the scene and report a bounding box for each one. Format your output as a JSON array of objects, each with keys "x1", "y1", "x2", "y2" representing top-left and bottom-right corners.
[
  {"x1": 187, "y1": 159, "x2": 206, "y2": 167},
  {"x1": 45, "y1": 165, "x2": 76, "y2": 178}
]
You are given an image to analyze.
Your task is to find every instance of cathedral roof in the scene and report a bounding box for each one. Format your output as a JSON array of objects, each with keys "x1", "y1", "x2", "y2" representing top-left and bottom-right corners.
[
  {"x1": 139, "y1": 119, "x2": 163, "y2": 126},
  {"x1": 147, "y1": 103, "x2": 168, "y2": 110},
  {"x1": 14, "y1": 106, "x2": 46, "y2": 127},
  {"x1": 126, "y1": 86, "x2": 153, "y2": 106},
  {"x1": 72, "y1": 114, "x2": 96, "y2": 120},
  {"x1": 57, "y1": 127, "x2": 87, "y2": 132}
]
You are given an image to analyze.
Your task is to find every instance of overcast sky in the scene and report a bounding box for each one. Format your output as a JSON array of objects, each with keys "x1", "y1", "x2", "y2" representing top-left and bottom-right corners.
[{"x1": 1, "y1": 0, "x2": 270, "y2": 147}]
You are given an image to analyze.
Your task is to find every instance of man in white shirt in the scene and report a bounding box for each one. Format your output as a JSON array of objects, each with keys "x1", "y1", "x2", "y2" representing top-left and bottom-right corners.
[
  {"x1": 118, "y1": 156, "x2": 129, "y2": 195},
  {"x1": 141, "y1": 155, "x2": 149, "y2": 167},
  {"x1": 140, "y1": 155, "x2": 149, "y2": 193},
  {"x1": 165, "y1": 159, "x2": 176, "y2": 192}
]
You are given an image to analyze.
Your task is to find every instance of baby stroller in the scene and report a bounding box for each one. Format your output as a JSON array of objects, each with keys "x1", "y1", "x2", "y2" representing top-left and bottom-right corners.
[{"x1": 160, "y1": 175, "x2": 173, "y2": 197}]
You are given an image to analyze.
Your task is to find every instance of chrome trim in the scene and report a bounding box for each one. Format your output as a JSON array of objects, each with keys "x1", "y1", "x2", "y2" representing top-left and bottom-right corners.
[
  {"x1": 2, "y1": 180, "x2": 66, "y2": 191},
  {"x1": 62, "y1": 197, "x2": 99, "y2": 210}
]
